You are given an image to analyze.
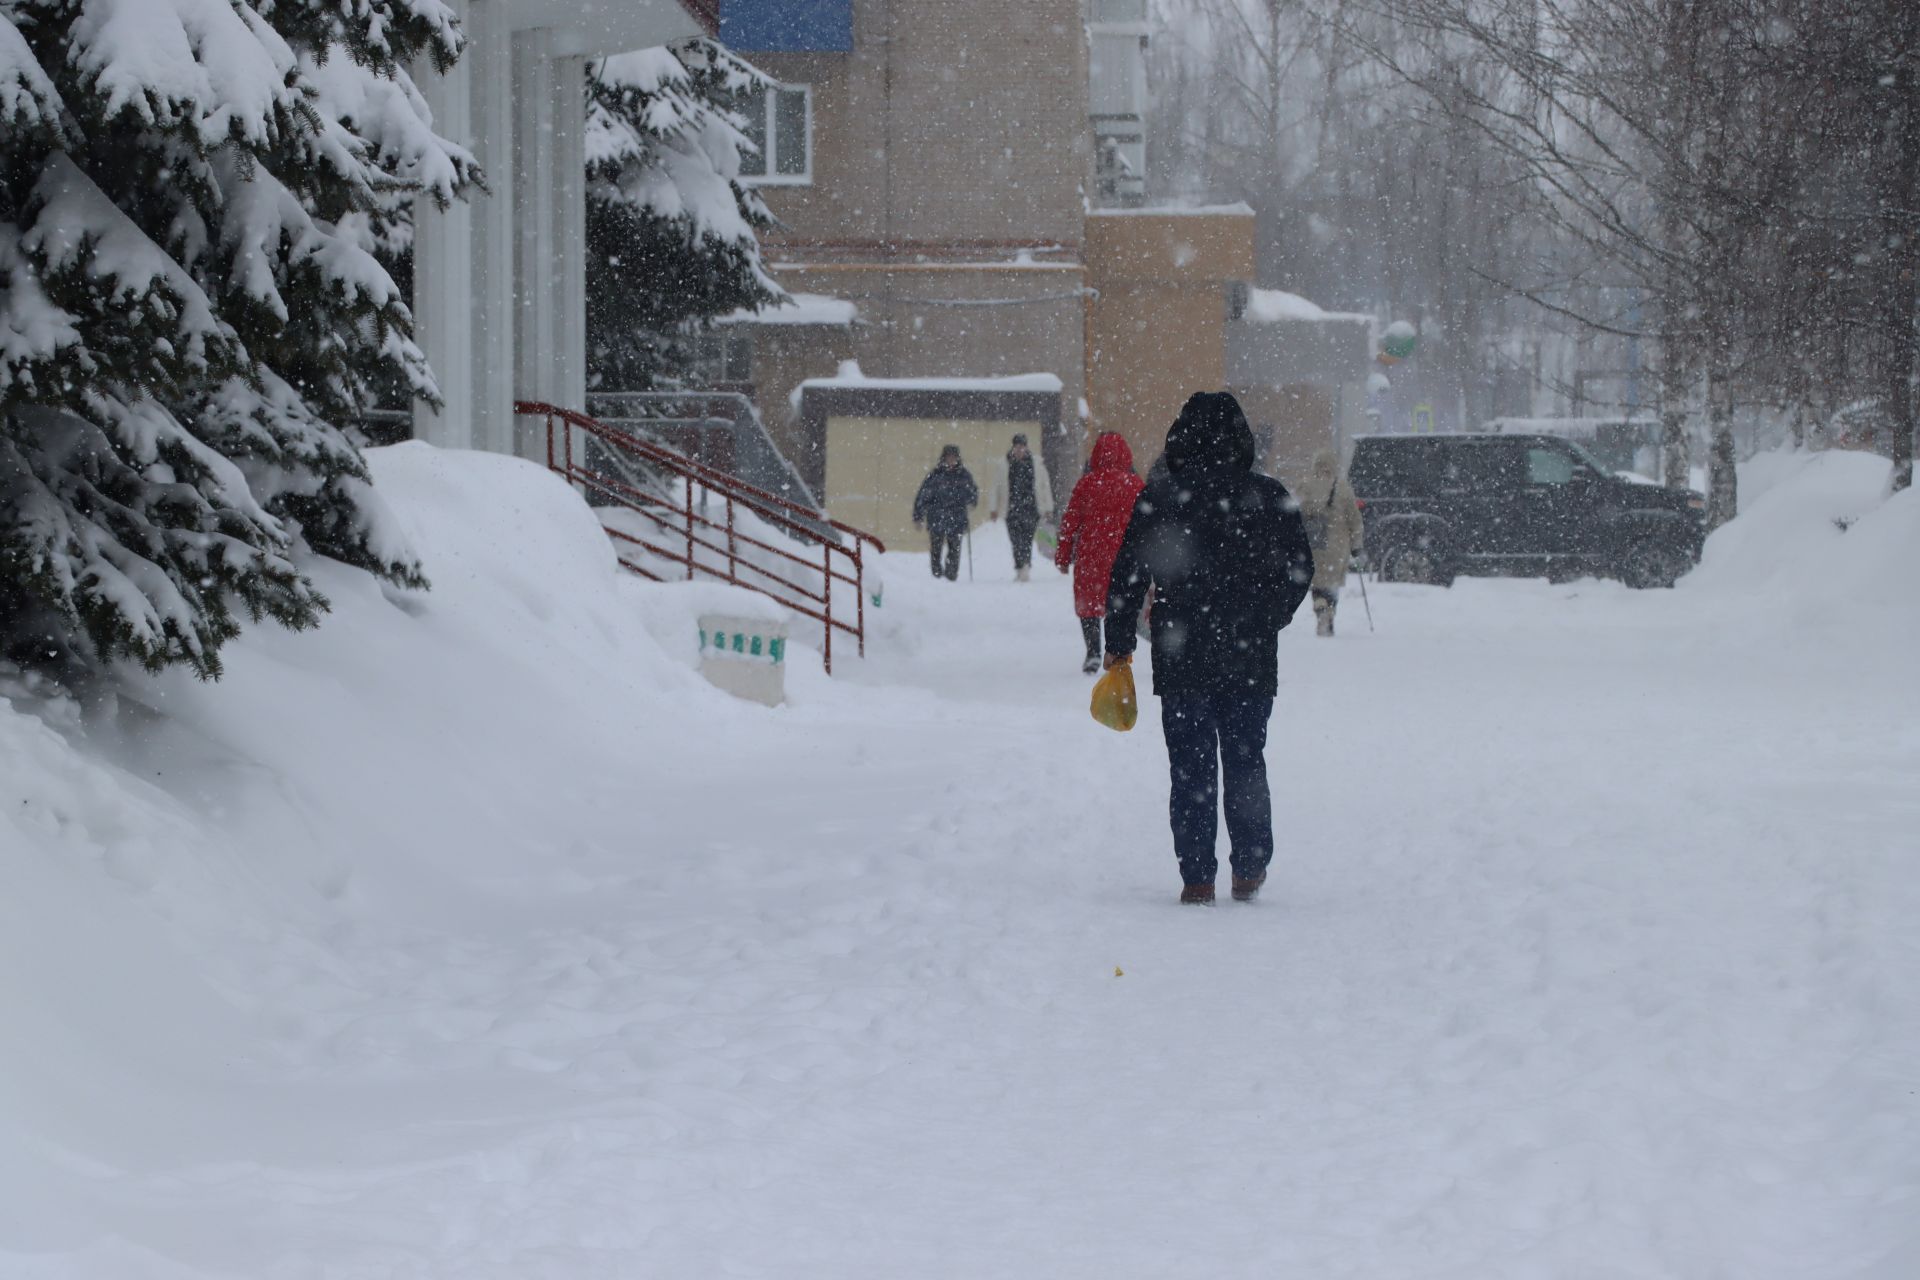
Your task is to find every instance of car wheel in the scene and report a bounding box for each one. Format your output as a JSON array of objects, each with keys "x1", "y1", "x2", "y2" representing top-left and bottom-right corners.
[
  {"x1": 1619, "y1": 539, "x2": 1689, "y2": 589},
  {"x1": 1379, "y1": 541, "x2": 1453, "y2": 587}
]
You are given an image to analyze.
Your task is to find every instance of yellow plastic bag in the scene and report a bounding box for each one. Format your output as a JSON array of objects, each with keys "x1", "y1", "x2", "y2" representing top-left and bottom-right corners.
[{"x1": 1089, "y1": 657, "x2": 1138, "y2": 732}]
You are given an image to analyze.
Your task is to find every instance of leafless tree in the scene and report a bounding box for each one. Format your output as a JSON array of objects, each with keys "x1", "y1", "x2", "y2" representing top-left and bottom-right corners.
[
  {"x1": 1150, "y1": 0, "x2": 1545, "y2": 431},
  {"x1": 1155, "y1": 0, "x2": 1918, "y2": 504}
]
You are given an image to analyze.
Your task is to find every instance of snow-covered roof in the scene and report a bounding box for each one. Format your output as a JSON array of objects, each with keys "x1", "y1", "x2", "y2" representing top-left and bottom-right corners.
[
  {"x1": 799, "y1": 363, "x2": 1062, "y2": 394},
  {"x1": 1489, "y1": 416, "x2": 1656, "y2": 435},
  {"x1": 1090, "y1": 202, "x2": 1255, "y2": 217},
  {"x1": 1242, "y1": 288, "x2": 1372, "y2": 326},
  {"x1": 718, "y1": 293, "x2": 859, "y2": 327}
]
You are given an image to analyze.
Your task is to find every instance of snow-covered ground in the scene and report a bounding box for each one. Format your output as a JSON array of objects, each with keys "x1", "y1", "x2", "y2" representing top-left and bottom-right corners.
[{"x1": 3, "y1": 446, "x2": 1915, "y2": 1278}]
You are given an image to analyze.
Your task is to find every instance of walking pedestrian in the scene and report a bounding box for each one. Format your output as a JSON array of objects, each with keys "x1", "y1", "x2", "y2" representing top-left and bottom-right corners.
[
  {"x1": 986, "y1": 433, "x2": 1054, "y2": 581},
  {"x1": 1103, "y1": 392, "x2": 1314, "y2": 904},
  {"x1": 1295, "y1": 447, "x2": 1365, "y2": 637},
  {"x1": 912, "y1": 445, "x2": 978, "y2": 581},
  {"x1": 1055, "y1": 432, "x2": 1144, "y2": 673}
]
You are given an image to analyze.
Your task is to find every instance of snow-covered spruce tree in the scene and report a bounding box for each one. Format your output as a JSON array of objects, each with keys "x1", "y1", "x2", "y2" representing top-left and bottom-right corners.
[
  {"x1": 585, "y1": 41, "x2": 784, "y2": 392},
  {"x1": 0, "y1": 1, "x2": 476, "y2": 680}
]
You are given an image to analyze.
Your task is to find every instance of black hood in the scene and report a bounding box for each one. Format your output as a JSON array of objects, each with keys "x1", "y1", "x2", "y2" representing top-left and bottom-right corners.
[{"x1": 1165, "y1": 391, "x2": 1256, "y2": 477}]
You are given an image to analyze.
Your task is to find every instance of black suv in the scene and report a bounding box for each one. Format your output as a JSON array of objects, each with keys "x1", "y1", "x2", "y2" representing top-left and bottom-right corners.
[{"x1": 1348, "y1": 434, "x2": 1706, "y2": 589}]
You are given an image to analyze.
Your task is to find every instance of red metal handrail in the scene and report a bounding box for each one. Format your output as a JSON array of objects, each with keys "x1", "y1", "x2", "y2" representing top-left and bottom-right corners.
[{"x1": 517, "y1": 401, "x2": 885, "y2": 673}]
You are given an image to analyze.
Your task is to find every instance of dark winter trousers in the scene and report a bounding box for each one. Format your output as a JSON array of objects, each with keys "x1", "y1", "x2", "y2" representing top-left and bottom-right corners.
[
  {"x1": 928, "y1": 530, "x2": 963, "y2": 580},
  {"x1": 1007, "y1": 517, "x2": 1038, "y2": 570},
  {"x1": 1160, "y1": 696, "x2": 1275, "y2": 887},
  {"x1": 1080, "y1": 617, "x2": 1102, "y2": 662}
]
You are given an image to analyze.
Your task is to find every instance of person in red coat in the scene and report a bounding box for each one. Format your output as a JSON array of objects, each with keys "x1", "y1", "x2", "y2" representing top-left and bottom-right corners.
[{"x1": 1055, "y1": 431, "x2": 1145, "y2": 673}]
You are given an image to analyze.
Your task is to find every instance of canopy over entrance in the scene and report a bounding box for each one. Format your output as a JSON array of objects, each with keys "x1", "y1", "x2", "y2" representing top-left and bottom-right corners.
[{"x1": 411, "y1": 0, "x2": 714, "y2": 456}]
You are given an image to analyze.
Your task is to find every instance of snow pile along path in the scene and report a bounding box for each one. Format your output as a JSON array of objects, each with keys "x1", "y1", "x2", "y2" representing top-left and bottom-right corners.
[
  {"x1": 1683, "y1": 447, "x2": 1916, "y2": 636},
  {"x1": 2, "y1": 448, "x2": 1916, "y2": 1278}
]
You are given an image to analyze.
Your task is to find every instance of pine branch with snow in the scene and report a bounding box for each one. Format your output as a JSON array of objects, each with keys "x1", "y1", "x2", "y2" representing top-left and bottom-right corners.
[
  {"x1": 585, "y1": 40, "x2": 785, "y2": 391},
  {"x1": 0, "y1": 0, "x2": 475, "y2": 679}
]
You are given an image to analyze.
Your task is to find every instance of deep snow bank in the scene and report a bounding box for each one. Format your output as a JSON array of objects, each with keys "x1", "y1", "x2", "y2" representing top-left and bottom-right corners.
[
  {"x1": 2, "y1": 442, "x2": 1913, "y2": 1279},
  {"x1": 0, "y1": 444, "x2": 786, "y2": 1277},
  {"x1": 1683, "y1": 448, "x2": 1915, "y2": 636}
]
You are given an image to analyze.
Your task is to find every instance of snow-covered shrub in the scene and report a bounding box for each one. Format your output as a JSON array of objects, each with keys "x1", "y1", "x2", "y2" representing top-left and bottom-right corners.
[
  {"x1": 0, "y1": 0, "x2": 477, "y2": 679},
  {"x1": 585, "y1": 41, "x2": 784, "y2": 392}
]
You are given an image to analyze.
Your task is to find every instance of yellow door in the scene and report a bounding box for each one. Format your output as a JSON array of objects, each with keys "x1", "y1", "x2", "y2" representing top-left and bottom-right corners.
[{"x1": 825, "y1": 415, "x2": 1042, "y2": 550}]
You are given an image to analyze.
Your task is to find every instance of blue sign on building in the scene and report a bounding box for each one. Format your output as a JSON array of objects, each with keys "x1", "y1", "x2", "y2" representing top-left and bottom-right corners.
[{"x1": 720, "y1": 0, "x2": 853, "y2": 53}]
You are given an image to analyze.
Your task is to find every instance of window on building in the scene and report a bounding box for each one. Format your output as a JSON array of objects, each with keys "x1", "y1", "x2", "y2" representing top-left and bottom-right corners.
[
  {"x1": 1090, "y1": 32, "x2": 1144, "y2": 115},
  {"x1": 690, "y1": 330, "x2": 755, "y2": 385},
  {"x1": 738, "y1": 84, "x2": 811, "y2": 184}
]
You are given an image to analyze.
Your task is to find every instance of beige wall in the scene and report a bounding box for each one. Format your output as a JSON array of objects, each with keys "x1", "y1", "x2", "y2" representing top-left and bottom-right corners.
[
  {"x1": 824, "y1": 414, "x2": 1043, "y2": 549},
  {"x1": 1084, "y1": 211, "x2": 1254, "y2": 470},
  {"x1": 744, "y1": 323, "x2": 856, "y2": 487},
  {"x1": 735, "y1": 0, "x2": 1094, "y2": 507},
  {"x1": 775, "y1": 266, "x2": 1085, "y2": 477},
  {"x1": 749, "y1": 0, "x2": 1091, "y2": 249}
]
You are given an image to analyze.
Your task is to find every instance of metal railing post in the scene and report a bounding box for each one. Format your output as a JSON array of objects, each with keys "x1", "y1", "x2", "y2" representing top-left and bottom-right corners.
[
  {"x1": 684, "y1": 475, "x2": 696, "y2": 580},
  {"x1": 854, "y1": 543, "x2": 866, "y2": 658},
  {"x1": 822, "y1": 541, "x2": 833, "y2": 675},
  {"x1": 726, "y1": 497, "x2": 738, "y2": 584}
]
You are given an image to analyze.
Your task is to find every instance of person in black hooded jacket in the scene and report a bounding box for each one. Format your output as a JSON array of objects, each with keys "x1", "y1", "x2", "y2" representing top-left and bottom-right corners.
[
  {"x1": 1104, "y1": 391, "x2": 1314, "y2": 904},
  {"x1": 912, "y1": 444, "x2": 979, "y2": 581}
]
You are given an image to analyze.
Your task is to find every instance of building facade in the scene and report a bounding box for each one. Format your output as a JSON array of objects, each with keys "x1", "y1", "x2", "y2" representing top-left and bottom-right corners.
[
  {"x1": 403, "y1": 2, "x2": 1375, "y2": 509},
  {"x1": 723, "y1": 1, "x2": 1361, "y2": 514},
  {"x1": 1088, "y1": 0, "x2": 1151, "y2": 206},
  {"x1": 721, "y1": 0, "x2": 1099, "y2": 499},
  {"x1": 1084, "y1": 208, "x2": 1254, "y2": 472}
]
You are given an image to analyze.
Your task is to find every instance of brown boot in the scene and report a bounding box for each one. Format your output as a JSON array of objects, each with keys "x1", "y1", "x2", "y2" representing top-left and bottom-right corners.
[
  {"x1": 1179, "y1": 882, "x2": 1216, "y2": 905},
  {"x1": 1231, "y1": 872, "x2": 1267, "y2": 902}
]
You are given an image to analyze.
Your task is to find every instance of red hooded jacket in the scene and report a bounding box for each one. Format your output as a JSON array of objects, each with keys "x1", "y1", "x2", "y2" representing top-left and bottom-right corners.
[{"x1": 1055, "y1": 433, "x2": 1145, "y2": 618}]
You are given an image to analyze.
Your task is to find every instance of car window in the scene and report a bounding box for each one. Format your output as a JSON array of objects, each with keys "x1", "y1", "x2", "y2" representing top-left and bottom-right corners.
[
  {"x1": 1526, "y1": 446, "x2": 1578, "y2": 486},
  {"x1": 1351, "y1": 440, "x2": 1439, "y2": 496},
  {"x1": 1564, "y1": 439, "x2": 1613, "y2": 475},
  {"x1": 1436, "y1": 441, "x2": 1520, "y2": 491}
]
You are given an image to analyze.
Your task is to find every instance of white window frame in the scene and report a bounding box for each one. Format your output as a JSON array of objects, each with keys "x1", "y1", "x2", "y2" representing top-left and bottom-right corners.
[{"x1": 739, "y1": 83, "x2": 813, "y2": 187}]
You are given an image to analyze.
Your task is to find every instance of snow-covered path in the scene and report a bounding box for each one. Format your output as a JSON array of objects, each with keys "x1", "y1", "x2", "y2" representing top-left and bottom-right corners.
[
  {"x1": 5, "y1": 450, "x2": 1915, "y2": 1278},
  {"x1": 646, "y1": 551, "x2": 1917, "y2": 1278}
]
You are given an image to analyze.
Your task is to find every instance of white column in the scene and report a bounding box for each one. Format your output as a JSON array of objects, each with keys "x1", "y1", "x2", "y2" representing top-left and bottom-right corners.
[
  {"x1": 411, "y1": 0, "x2": 474, "y2": 449},
  {"x1": 512, "y1": 34, "x2": 591, "y2": 460},
  {"x1": 551, "y1": 54, "x2": 589, "y2": 425},
  {"x1": 512, "y1": 30, "x2": 556, "y2": 458},
  {"x1": 466, "y1": 0, "x2": 516, "y2": 455}
]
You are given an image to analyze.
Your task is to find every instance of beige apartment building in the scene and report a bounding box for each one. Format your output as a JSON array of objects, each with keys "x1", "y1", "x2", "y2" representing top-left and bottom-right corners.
[
  {"x1": 719, "y1": 0, "x2": 1096, "y2": 501},
  {"x1": 713, "y1": 0, "x2": 1368, "y2": 524}
]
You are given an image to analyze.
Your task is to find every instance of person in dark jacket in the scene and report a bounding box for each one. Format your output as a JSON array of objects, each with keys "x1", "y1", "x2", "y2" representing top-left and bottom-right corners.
[
  {"x1": 912, "y1": 444, "x2": 979, "y2": 581},
  {"x1": 986, "y1": 434, "x2": 1054, "y2": 581},
  {"x1": 1104, "y1": 391, "x2": 1314, "y2": 904}
]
